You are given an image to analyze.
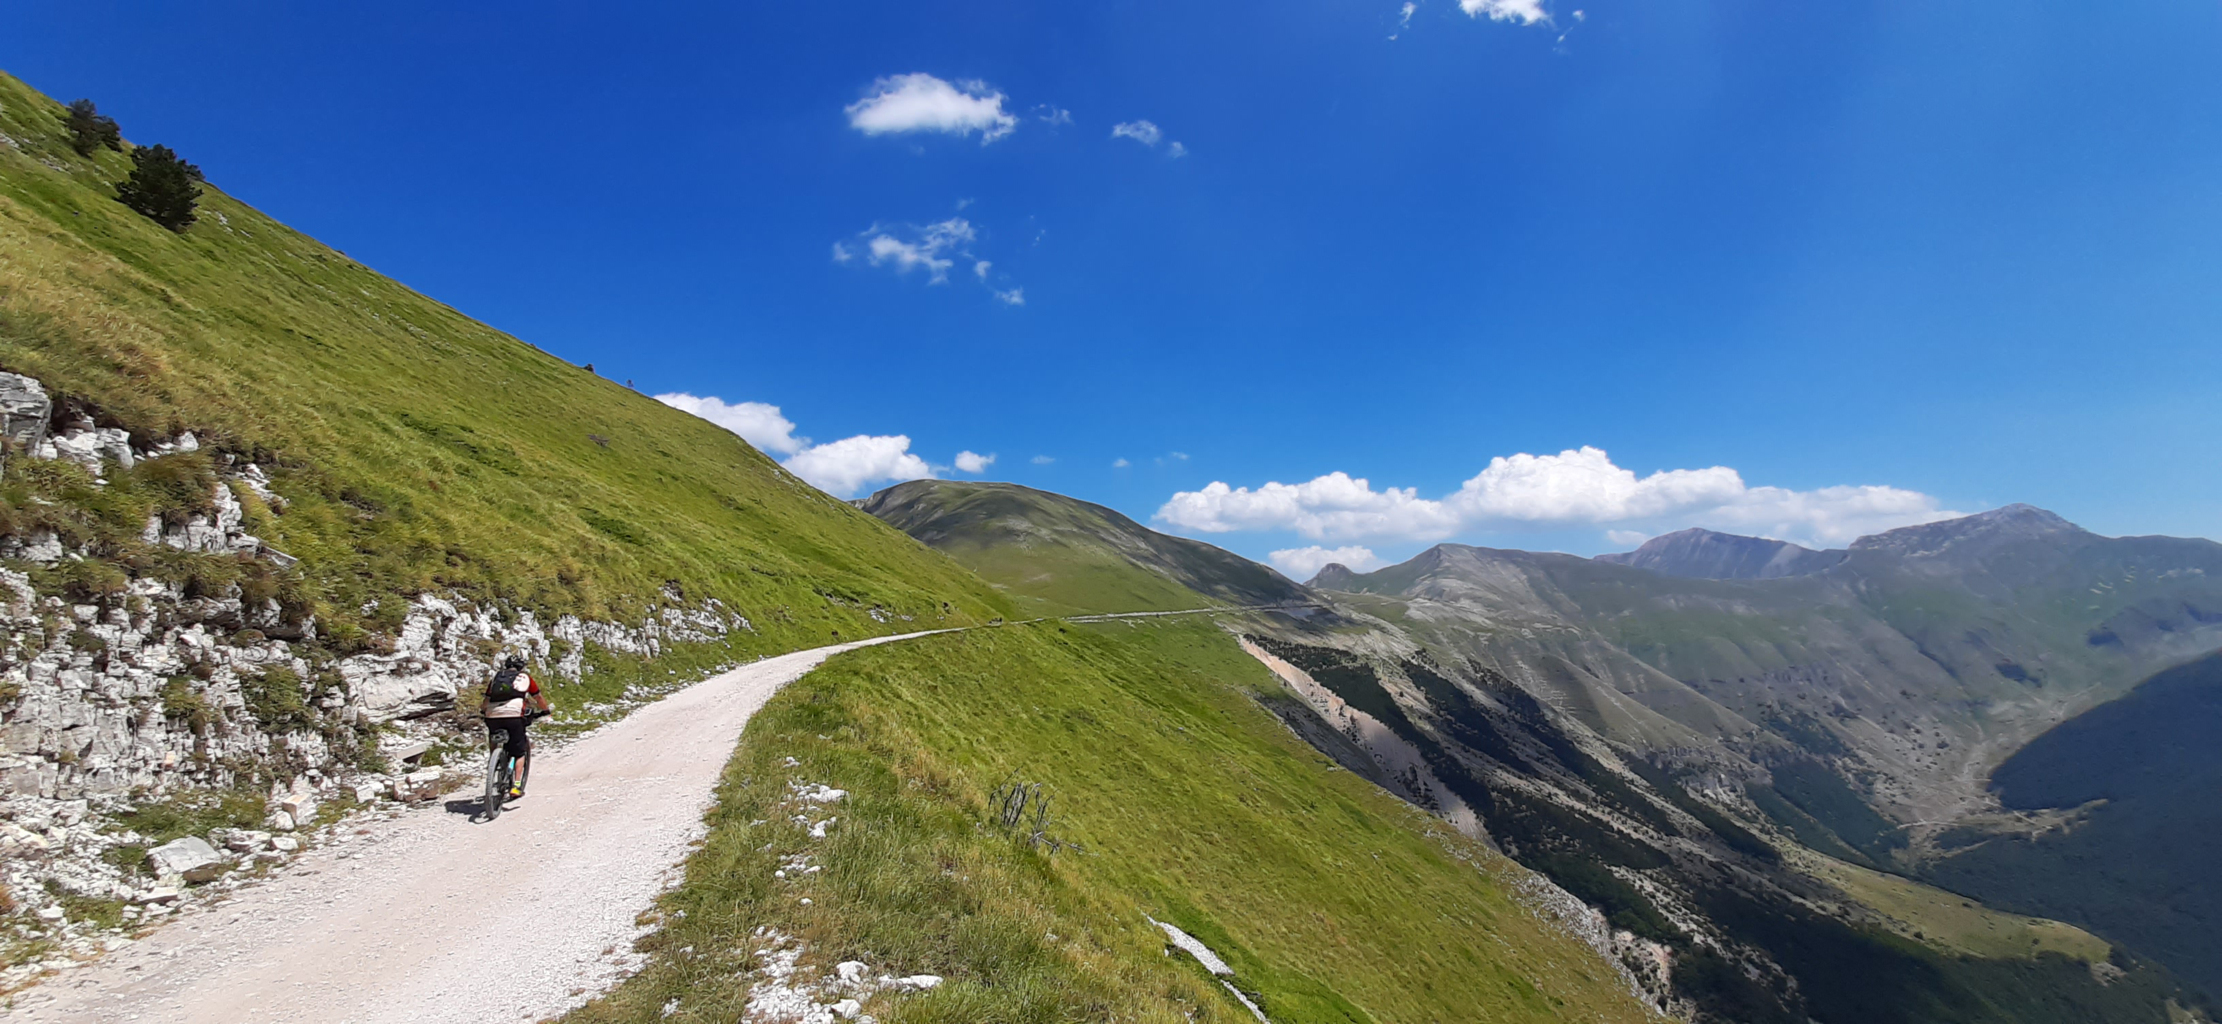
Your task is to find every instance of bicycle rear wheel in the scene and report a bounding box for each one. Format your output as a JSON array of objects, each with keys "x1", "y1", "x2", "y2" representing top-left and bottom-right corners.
[{"x1": 482, "y1": 740, "x2": 508, "y2": 821}]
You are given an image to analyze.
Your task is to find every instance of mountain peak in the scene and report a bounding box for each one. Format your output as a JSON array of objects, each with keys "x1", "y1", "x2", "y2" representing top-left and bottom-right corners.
[
  {"x1": 1851, "y1": 505, "x2": 2086, "y2": 558},
  {"x1": 1596, "y1": 528, "x2": 1845, "y2": 580},
  {"x1": 1308, "y1": 563, "x2": 1360, "y2": 589}
]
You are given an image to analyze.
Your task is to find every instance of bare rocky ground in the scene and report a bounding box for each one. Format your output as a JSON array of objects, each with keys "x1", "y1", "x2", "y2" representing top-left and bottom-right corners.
[{"x1": 0, "y1": 631, "x2": 942, "y2": 1023}]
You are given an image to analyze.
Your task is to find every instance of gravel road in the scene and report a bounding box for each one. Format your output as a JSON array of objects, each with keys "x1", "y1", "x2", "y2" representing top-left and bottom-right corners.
[{"x1": 4, "y1": 630, "x2": 946, "y2": 1024}]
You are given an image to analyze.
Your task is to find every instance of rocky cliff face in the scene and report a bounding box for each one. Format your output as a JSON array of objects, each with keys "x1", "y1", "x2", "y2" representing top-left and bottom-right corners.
[{"x1": 0, "y1": 371, "x2": 756, "y2": 967}]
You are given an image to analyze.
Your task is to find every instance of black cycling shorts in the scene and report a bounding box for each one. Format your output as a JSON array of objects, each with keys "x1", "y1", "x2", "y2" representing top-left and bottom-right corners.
[{"x1": 487, "y1": 716, "x2": 530, "y2": 759}]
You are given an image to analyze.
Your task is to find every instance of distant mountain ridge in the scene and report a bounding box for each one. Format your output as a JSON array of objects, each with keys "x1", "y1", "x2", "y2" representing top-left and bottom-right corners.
[
  {"x1": 860, "y1": 480, "x2": 1311, "y2": 615},
  {"x1": 1595, "y1": 527, "x2": 1846, "y2": 579}
]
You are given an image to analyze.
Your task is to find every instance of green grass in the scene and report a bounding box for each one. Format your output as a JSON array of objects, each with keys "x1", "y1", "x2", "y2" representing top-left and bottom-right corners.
[
  {"x1": 861, "y1": 481, "x2": 1307, "y2": 616},
  {"x1": 0, "y1": 71, "x2": 1009, "y2": 648},
  {"x1": 565, "y1": 619, "x2": 1653, "y2": 1024},
  {"x1": 1790, "y1": 848, "x2": 2111, "y2": 962}
]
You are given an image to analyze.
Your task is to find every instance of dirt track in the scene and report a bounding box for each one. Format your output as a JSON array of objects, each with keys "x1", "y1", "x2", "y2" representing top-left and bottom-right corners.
[{"x1": 3, "y1": 631, "x2": 945, "y2": 1024}]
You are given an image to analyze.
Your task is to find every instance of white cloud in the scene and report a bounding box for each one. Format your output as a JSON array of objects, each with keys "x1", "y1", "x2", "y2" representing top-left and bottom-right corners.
[
  {"x1": 1113, "y1": 458, "x2": 1132, "y2": 468},
  {"x1": 1156, "y1": 446, "x2": 1961, "y2": 549},
  {"x1": 846, "y1": 73, "x2": 1017, "y2": 143},
  {"x1": 1605, "y1": 529, "x2": 1651, "y2": 548},
  {"x1": 1167, "y1": 141, "x2": 1187, "y2": 159},
  {"x1": 841, "y1": 217, "x2": 1022, "y2": 302},
  {"x1": 782, "y1": 434, "x2": 934, "y2": 496},
  {"x1": 655, "y1": 394, "x2": 806, "y2": 455},
  {"x1": 1111, "y1": 120, "x2": 1164, "y2": 147},
  {"x1": 1031, "y1": 455, "x2": 1056, "y2": 465},
  {"x1": 1270, "y1": 545, "x2": 1385, "y2": 580},
  {"x1": 1036, "y1": 106, "x2": 1074, "y2": 126},
  {"x1": 1460, "y1": 0, "x2": 1548, "y2": 24},
  {"x1": 1399, "y1": 1, "x2": 1417, "y2": 28},
  {"x1": 662, "y1": 393, "x2": 976, "y2": 498},
  {"x1": 850, "y1": 218, "x2": 976, "y2": 283}
]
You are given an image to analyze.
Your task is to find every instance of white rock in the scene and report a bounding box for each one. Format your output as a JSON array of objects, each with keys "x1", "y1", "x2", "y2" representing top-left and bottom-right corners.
[
  {"x1": 268, "y1": 811, "x2": 296, "y2": 833},
  {"x1": 131, "y1": 887, "x2": 182, "y2": 905},
  {"x1": 146, "y1": 836, "x2": 225, "y2": 883},
  {"x1": 351, "y1": 783, "x2": 381, "y2": 804},
  {"x1": 836, "y1": 960, "x2": 868, "y2": 984},
  {"x1": 35, "y1": 906, "x2": 64, "y2": 923},
  {"x1": 892, "y1": 975, "x2": 942, "y2": 992},
  {"x1": 831, "y1": 998, "x2": 863, "y2": 1019},
  {"x1": 222, "y1": 830, "x2": 273, "y2": 854},
  {"x1": 270, "y1": 836, "x2": 299, "y2": 853},
  {"x1": 394, "y1": 768, "x2": 444, "y2": 802}
]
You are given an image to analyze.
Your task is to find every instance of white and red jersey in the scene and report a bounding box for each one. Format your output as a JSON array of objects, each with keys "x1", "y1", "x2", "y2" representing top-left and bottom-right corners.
[{"x1": 483, "y1": 672, "x2": 543, "y2": 719}]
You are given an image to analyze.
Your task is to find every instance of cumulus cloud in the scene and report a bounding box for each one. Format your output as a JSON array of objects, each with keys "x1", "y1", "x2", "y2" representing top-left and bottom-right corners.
[
  {"x1": 992, "y1": 287, "x2": 1024, "y2": 306},
  {"x1": 783, "y1": 435, "x2": 934, "y2": 496},
  {"x1": 1111, "y1": 120, "x2": 1163, "y2": 146},
  {"x1": 1270, "y1": 545, "x2": 1385, "y2": 580},
  {"x1": 1460, "y1": 0, "x2": 1549, "y2": 23},
  {"x1": 846, "y1": 73, "x2": 1017, "y2": 142},
  {"x1": 655, "y1": 394, "x2": 806, "y2": 454},
  {"x1": 661, "y1": 393, "x2": 975, "y2": 497},
  {"x1": 1156, "y1": 446, "x2": 1961, "y2": 549}
]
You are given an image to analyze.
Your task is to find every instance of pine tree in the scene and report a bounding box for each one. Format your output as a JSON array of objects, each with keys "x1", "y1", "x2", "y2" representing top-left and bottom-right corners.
[
  {"x1": 60, "y1": 99, "x2": 121, "y2": 156},
  {"x1": 114, "y1": 144, "x2": 205, "y2": 232}
]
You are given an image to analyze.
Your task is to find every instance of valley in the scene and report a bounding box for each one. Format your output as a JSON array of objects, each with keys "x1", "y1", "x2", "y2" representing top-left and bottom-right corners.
[{"x1": 0, "y1": 58, "x2": 2214, "y2": 1024}]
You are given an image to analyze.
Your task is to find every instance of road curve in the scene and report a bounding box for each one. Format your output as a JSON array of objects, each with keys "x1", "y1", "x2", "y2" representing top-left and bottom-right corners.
[{"x1": 4, "y1": 630, "x2": 949, "y2": 1024}]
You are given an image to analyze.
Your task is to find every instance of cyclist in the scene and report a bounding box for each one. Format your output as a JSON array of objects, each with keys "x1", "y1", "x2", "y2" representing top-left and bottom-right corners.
[{"x1": 480, "y1": 654, "x2": 551, "y2": 799}]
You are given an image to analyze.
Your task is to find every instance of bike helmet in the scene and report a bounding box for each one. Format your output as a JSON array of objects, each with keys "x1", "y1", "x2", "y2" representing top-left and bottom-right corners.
[{"x1": 502, "y1": 654, "x2": 527, "y2": 671}]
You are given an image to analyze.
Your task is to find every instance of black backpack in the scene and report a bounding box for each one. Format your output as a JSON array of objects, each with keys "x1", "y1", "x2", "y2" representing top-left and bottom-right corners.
[{"x1": 485, "y1": 664, "x2": 528, "y2": 702}]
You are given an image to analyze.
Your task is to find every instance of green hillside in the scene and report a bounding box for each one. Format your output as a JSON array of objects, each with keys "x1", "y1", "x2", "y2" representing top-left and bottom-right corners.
[
  {"x1": 0, "y1": 72, "x2": 1009, "y2": 648},
  {"x1": 568, "y1": 619, "x2": 1657, "y2": 1024},
  {"x1": 860, "y1": 479, "x2": 1309, "y2": 616}
]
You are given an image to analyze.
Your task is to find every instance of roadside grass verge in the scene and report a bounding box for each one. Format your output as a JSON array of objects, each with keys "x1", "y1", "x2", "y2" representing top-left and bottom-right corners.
[{"x1": 564, "y1": 620, "x2": 1651, "y2": 1024}]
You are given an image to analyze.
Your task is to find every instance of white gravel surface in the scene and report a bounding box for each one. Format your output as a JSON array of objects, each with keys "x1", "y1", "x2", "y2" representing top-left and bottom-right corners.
[{"x1": 3, "y1": 631, "x2": 946, "y2": 1024}]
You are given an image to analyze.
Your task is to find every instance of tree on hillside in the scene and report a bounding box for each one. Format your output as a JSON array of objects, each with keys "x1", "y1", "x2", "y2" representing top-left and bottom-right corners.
[
  {"x1": 60, "y1": 99, "x2": 121, "y2": 156},
  {"x1": 114, "y1": 144, "x2": 204, "y2": 232}
]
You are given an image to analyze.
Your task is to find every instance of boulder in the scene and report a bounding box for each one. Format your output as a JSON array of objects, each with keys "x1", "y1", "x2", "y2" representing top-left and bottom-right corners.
[
  {"x1": 394, "y1": 768, "x2": 444, "y2": 802},
  {"x1": 0, "y1": 373, "x2": 51, "y2": 459},
  {"x1": 351, "y1": 783, "x2": 382, "y2": 804},
  {"x1": 221, "y1": 830, "x2": 273, "y2": 854},
  {"x1": 268, "y1": 811, "x2": 296, "y2": 833},
  {"x1": 145, "y1": 836, "x2": 224, "y2": 884}
]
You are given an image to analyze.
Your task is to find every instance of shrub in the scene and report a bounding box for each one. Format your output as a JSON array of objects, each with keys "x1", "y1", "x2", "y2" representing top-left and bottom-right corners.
[
  {"x1": 241, "y1": 665, "x2": 311, "y2": 730},
  {"x1": 60, "y1": 99, "x2": 121, "y2": 156},
  {"x1": 114, "y1": 144, "x2": 204, "y2": 232}
]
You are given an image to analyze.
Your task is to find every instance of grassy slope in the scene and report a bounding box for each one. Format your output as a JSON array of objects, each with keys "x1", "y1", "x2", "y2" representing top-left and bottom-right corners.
[
  {"x1": 0, "y1": 73, "x2": 1008, "y2": 652},
  {"x1": 1787, "y1": 848, "x2": 2110, "y2": 962},
  {"x1": 861, "y1": 480, "x2": 1308, "y2": 616},
  {"x1": 567, "y1": 620, "x2": 1653, "y2": 1024}
]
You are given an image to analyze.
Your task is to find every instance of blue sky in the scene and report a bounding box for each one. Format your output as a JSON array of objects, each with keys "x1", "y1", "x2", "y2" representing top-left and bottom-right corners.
[{"x1": 10, "y1": 0, "x2": 2219, "y2": 577}]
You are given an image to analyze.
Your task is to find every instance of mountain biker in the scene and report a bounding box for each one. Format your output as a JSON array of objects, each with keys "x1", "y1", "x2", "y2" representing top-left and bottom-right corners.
[{"x1": 479, "y1": 654, "x2": 551, "y2": 798}]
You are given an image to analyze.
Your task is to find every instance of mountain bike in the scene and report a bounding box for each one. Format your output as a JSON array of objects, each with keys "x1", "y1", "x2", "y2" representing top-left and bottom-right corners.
[{"x1": 478, "y1": 711, "x2": 544, "y2": 822}]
